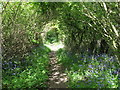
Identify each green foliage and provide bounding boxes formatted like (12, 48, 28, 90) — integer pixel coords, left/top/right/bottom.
(2, 2, 119, 61)
(2, 46, 51, 88)
(56, 2, 119, 61)
(2, 2, 120, 89)
(45, 28, 59, 44)
(2, 2, 44, 61)
(57, 49, 119, 88)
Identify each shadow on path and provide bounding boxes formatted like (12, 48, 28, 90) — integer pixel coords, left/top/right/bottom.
(48, 51, 68, 88)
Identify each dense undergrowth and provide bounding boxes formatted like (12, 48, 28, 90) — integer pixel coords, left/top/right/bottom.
(2, 46, 51, 89)
(57, 49, 119, 88)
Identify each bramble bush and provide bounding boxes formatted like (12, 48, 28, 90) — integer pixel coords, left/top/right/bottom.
(57, 49, 119, 88)
(2, 46, 51, 89)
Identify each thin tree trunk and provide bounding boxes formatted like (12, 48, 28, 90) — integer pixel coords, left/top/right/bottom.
(0, 5, 2, 90)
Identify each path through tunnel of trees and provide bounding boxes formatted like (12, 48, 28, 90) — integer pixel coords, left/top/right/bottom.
(1, 2, 120, 89)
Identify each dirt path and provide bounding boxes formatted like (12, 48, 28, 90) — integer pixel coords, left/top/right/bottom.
(47, 51, 68, 88)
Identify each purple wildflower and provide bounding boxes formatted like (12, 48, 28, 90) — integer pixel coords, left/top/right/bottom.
(88, 65, 93, 68)
(79, 65, 82, 67)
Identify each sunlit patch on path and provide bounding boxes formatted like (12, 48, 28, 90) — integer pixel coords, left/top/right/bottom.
(44, 42, 64, 51)
(47, 51, 68, 88)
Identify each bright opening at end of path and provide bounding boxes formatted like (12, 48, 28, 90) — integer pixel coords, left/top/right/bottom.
(44, 42, 64, 51)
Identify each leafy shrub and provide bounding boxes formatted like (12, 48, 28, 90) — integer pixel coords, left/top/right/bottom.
(2, 2, 43, 62)
(2, 46, 51, 88)
(57, 49, 119, 88)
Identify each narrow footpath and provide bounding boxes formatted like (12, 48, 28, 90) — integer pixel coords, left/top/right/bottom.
(48, 51, 68, 88)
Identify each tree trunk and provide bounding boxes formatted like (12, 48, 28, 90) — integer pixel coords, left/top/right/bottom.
(0, 9, 2, 90)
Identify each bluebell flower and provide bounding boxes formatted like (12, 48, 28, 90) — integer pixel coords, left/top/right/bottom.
(87, 80, 92, 82)
(113, 70, 119, 75)
(77, 85, 80, 87)
(98, 83, 101, 86)
(12, 73, 16, 75)
(103, 64, 106, 67)
(96, 68, 98, 70)
(109, 58, 114, 62)
(9, 62, 12, 64)
(97, 54, 100, 57)
(79, 65, 82, 67)
(96, 81, 100, 83)
(6, 62, 8, 65)
(99, 59, 103, 62)
(81, 58, 84, 60)
(87, 56, 91, 59)
(108, 81, 111, 84)
(77, 80, 81, 83)
(88, 65, 93, 68)
(112, 65, 115, 69)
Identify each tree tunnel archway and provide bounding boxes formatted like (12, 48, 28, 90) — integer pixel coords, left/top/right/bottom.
(40, 20, 65, 51)
(41, 20, 62, 44)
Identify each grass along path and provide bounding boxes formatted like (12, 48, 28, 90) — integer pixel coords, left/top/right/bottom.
(47, 51, 68, 88)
